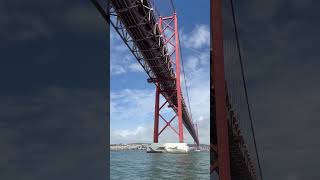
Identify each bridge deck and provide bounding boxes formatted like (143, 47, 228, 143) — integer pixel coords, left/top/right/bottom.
(211, 86, 257, 179)
(110, 0, 198, 144)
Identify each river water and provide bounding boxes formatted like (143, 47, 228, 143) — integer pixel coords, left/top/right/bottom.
(110, 150, 210, 180)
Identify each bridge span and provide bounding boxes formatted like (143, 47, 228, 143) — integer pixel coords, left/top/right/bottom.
(109, 0, 199, 145)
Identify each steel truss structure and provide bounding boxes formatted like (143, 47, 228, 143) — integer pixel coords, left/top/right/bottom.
(152, 13, 184, 142)
(211, 0, 257, 179)
(109, 0, 199, 144)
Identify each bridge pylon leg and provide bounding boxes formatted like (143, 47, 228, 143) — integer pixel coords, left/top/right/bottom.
(153, 84, 160, 143)
(211, 0, 232, 179)
(150, 12, 184, 143)
(173, 12, 184, 143)
(150, 83, 182, 142)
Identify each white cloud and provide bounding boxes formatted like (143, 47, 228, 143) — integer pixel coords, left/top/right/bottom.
(181, 52, 210, 128)
(110, 89, 154, 124)
(179, 25, 210, 144)
(181, 24, 210, 49)
(110, 25, 210, 75)
(111, 65, 126, 75)
(111, 24, 211, 145)
(110, 122, 209, 144)
(114, 126, 146, 138)
(110, 29, 145, 75)
(111, 124, 177, 144)
(128, 63, 144, 72)
(110, 86, 210, 144)
(185, 52, 210, 74)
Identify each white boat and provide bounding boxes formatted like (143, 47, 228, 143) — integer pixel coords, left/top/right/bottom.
(147, 143, 189, 153)
(146, 143, 166, 153)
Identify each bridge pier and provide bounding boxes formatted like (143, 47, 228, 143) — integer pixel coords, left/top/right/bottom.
(151, 12, 184, 144)
(152, 80, 183, 143)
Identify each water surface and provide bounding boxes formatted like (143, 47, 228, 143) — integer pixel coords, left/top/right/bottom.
(111, 150, 210, 180)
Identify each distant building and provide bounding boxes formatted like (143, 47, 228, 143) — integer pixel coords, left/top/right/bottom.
(110, 143, 209, 151)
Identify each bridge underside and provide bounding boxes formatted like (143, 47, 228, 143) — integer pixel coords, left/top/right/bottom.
(210, 0, 257, 178)
(110, 0, 198, 144)
(211, 90, 256, 179)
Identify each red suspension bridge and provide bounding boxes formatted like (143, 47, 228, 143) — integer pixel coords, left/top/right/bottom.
(108, 0, 199, 145)
(91, 0, 263, 179)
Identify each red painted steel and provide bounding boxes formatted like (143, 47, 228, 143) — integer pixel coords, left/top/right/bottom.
(174, 12, 184, 143)
(153, 84, 160, 143)
(196, 124, 199, 143)
(196, 124, 199, 148)
(212, 0, 232, 179)
(151, 12, 185, 143)
(153, 82, 181, 140)
(109, 0, 199, 145)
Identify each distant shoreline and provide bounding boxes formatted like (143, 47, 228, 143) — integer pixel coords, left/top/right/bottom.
(109, 143, 210, 151)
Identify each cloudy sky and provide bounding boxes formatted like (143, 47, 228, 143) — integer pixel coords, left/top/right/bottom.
(110, 0, 210, 145)
(0, 1, 109, 179)
(232, 0, 320, 179)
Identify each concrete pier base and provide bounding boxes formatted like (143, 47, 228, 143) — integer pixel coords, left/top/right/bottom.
(147, 143, 189, 153)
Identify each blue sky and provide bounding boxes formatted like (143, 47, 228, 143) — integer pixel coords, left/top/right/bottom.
(110, 0, 210, 144)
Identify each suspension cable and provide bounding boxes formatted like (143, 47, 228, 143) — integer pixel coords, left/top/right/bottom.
(170, 0, 175, 12)
(169, 0, 194, 123)
(179, 34, 193, 122)
(229, 0, 264, 179)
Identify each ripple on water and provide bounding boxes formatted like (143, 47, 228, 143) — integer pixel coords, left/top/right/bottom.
(110, 151, 210, 180)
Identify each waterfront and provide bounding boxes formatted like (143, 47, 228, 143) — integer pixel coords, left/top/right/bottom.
(110, 143, 210, 151)
(110, 150, 210, 180)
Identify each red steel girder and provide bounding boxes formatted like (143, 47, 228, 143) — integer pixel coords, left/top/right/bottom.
(211, 0, 232, 179)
